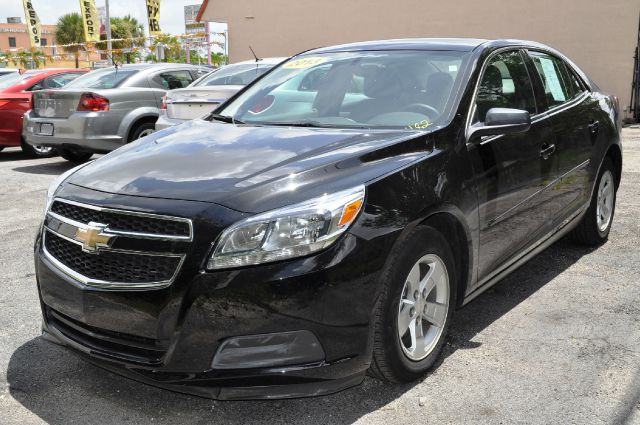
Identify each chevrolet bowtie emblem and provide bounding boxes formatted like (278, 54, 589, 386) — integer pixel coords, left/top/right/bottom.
(74, 222, 114, 253)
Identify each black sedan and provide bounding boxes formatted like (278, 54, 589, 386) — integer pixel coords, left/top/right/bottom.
(36, 38, 622, 399)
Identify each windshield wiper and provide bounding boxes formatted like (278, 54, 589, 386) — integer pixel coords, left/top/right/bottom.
(262, 120, 368, 129)
(209, 113, 244, 124)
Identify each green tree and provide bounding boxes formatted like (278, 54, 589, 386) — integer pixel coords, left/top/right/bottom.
(149, 33, 182, 63)
(11, 50, 49, 69)
(211, 52, 228, 67)
(54, 13, 84, 68)
(109, 15, 145, 63)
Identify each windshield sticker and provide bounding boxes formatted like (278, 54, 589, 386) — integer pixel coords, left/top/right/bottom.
(283, 57, 327, 69)
(406, 120, 433, 130)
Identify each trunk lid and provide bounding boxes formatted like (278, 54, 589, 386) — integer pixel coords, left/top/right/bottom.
(166, 85, 242, 120)
(33, 90, 84, 118)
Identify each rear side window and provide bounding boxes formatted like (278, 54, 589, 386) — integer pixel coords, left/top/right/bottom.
(43, 73, 84, 89)
(196, 64, 273, 87)
(152, 70, 194, 90)
(528, 51, 582, 109)
(64, 69, 139, 89)
(475, 50, 537, 123)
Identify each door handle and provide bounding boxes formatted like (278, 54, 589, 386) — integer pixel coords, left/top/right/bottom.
(540, 143, 556, 160)
(588, 119, 600, 135)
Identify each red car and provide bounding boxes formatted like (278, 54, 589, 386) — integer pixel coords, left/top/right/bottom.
(0, 68, 87, 157)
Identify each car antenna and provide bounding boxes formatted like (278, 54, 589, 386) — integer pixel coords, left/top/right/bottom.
(249, 45, 261, 63)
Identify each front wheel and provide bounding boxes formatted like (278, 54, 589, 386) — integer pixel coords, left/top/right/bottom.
(569, 157, 617, 245)
(21, 139, 56, 158)
(59, 148, 93, 163)
(369, 226, 456, 383)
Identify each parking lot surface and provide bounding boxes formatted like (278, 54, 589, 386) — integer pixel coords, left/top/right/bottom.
(1, 128, 639, 425)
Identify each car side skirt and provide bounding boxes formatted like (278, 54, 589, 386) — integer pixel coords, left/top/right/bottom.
(462, 204, 586, 306)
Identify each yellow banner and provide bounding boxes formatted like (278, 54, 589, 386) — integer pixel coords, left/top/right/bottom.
(146, 0, 161, 35)
(79, 0, 100, 42)
(21, 0, 41, 47)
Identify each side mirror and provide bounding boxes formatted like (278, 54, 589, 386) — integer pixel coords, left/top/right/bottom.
(467, 108, 531, 141)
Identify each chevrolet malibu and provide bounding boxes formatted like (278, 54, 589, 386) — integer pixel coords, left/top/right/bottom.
(36, 38, 621, 400)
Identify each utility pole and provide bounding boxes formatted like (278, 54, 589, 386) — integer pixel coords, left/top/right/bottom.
(105, 0, 113, 60)
(206, 21, 211, 66)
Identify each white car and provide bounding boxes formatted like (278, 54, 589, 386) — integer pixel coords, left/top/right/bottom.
(155, 57, 287, 130)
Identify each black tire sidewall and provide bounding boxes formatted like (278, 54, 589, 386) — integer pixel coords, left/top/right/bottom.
(59, 149, 92, 163)
(377, 226, 457, 381)
(21, 139, 54, 158)
(594, 159, 616, 239)
(130, 122, 156, 142)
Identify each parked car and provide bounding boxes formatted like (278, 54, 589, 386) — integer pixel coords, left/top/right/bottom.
(23, 63, 210, 162)
(0, 68, 87, 157)
(0, 68, 19, 78)
(36, 39, 621, 399)
(155, 58, 286, 130)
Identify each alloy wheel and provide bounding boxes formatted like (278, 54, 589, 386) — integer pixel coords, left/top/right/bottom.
(397, 254, 450, 361)
(596, 170, 614, 232)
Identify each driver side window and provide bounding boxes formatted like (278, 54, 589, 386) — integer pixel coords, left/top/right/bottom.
(475, 50, 536, 123)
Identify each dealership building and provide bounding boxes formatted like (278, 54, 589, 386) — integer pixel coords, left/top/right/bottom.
(197, 0, 640, 119)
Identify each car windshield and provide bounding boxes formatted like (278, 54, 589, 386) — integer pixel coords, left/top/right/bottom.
(195, 63, 275, 87)
(0, 71, 43, 89)
(64, 68, 139, 89)
(218, 50, 470, 129)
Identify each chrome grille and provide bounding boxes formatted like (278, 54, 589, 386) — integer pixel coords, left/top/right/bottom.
(43, 198, 191, 289)
(50, 199, 191, 238)
(45, 231, 181, 284)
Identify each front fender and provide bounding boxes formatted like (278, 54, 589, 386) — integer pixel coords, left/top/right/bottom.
(117, 107, 159, 141)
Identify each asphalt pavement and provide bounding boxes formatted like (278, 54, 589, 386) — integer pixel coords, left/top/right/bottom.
(1, 128, 639, 424)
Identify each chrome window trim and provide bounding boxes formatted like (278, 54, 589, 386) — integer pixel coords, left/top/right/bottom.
(42, 228, 185, 290)
(49, 198, 193, 241)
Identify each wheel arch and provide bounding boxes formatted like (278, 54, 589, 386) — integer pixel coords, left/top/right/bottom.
(419, 209, 473, 308)
(605, 143, 622, 189)
(116, 107, 159, 142)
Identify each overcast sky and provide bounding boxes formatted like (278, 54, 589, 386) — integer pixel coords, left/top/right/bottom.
(0, 0, 226, 35)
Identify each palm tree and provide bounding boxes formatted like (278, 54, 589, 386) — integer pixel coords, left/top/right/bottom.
(54, 13, 84, 68)
(110, 15, 145, 63)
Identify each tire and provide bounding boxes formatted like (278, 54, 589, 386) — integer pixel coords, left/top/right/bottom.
(129, 122, 156, 142)
(21, 139, 56, 158)
(59, 148, 93, 163)
(569, 157, 616, 246)
(369, 226, 457, 383)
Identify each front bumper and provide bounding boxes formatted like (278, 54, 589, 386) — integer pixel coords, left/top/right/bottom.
(23, 110, 124, 153)
(34, 189, 390, 399)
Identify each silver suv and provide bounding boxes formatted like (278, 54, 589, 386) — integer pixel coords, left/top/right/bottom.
(23, 63, 209, 162)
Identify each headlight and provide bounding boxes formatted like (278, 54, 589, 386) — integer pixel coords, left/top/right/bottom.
(208, 185, 365, 269)
(44, 162, 92, 215)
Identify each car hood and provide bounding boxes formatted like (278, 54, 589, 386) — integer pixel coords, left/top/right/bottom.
(67, 119, 434, 213)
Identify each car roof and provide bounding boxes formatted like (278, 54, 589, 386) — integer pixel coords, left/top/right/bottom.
(308, 38, 490, 53)
(232, 57, 288, 66)
(95, 63, 209, 72)
(304, 38, 569, 54)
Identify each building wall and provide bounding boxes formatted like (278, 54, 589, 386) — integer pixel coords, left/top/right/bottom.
(200, 0, 640, 115)
(0, 23, 58, 51)
(0, 23, 102, 68)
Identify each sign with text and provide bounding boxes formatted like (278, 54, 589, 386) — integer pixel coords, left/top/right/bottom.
(21, 0, 41, 47)
(146, 0, 161, 35)
(79, 0, 100, 42)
